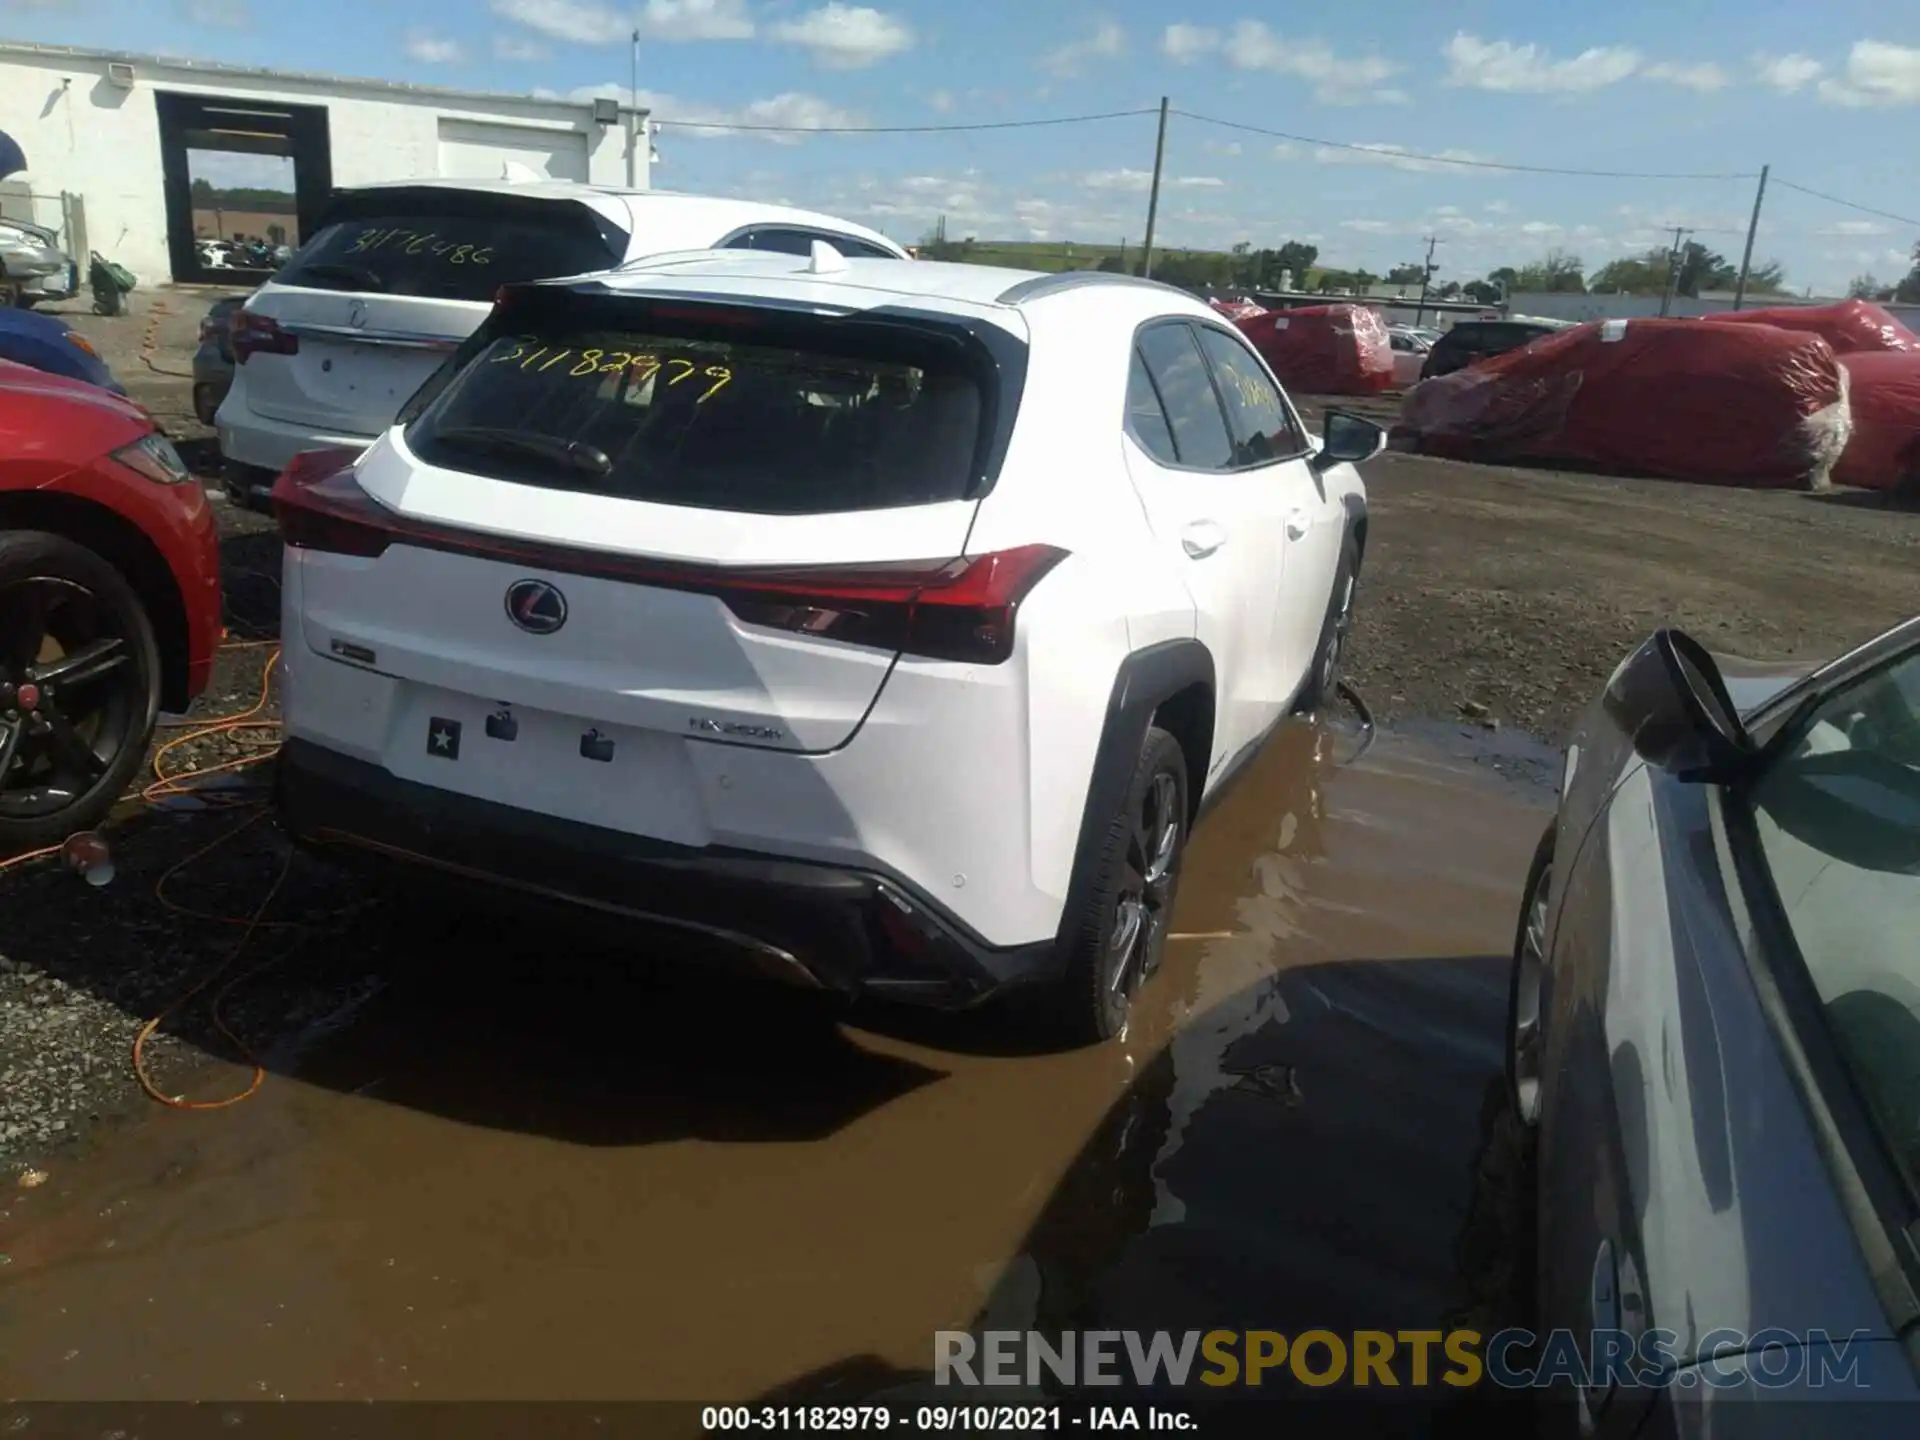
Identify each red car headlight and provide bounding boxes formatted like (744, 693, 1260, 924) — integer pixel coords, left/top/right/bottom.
(112, 432, 194, 485)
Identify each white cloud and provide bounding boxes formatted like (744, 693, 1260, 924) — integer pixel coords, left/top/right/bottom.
(1225, 23, 1407, 104)
(1340, 220, 1399, 234)
(491, 0, 754, 46)
(403, 29, 465, 65)
(1642, 61, 1730, 92)
(1161, 22, 1220, 64)
(183, 0, 250, 24)
(1818, 219, 1893, 237)
(1271, 142, 1301, 161)
(1175, 175, 1226, 188)
(1485, 200, 1512, 213)
(1818, 40, 1920, 107)
(1308, 141, 1507, 175)
(1442, 33, 1640, 93)
(1040, 21, 1125, 79)
(1519, 220, 1562, 235)
(571, 83, 862, 143)
(772, 5, 913, 70)
(927, 89, 955, 113)
(494, 33, 550, 60)
(1753, 53, 1823, 93)
(1080, 168, 1154, 192)
(1202, 138, 1243, 157)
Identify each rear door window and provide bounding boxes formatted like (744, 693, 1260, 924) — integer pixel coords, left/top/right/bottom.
(728, 227, 898, 259)
(405, 309, 989, 514)
(278, 211, 622, 302)
(1135, 322, 1233, 471)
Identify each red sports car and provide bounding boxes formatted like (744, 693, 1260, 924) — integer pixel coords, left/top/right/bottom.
(0, 359, 222, 851)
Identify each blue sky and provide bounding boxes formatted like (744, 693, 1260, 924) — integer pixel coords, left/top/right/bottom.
(6, 0, 1920, 293)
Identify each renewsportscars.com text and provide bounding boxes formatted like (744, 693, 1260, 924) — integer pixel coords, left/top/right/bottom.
(934, 1329, 1876, 1391)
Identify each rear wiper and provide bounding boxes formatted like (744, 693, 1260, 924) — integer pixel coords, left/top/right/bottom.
(296, 262, 388, 292)
(432, 427, 612, 477)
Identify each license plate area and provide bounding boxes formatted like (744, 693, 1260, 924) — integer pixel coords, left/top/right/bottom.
(387, 684, 712, 846)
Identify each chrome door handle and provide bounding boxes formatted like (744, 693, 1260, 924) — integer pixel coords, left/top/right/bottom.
(1181, 521, 1227, 559)
(1285, 509, 1310, 540)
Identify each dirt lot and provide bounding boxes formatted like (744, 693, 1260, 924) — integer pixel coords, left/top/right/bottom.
(5, 289, 1920, 1169)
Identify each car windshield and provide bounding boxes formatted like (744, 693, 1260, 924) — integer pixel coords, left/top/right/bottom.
(277, 211, 622, 302)
(405, 315, 989, 514)
(1750, 648, 1920, 1196)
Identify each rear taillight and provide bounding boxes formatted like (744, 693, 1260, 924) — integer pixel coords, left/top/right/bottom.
(273, 448, 390, 558)
(273, 460, 1066, 664)
(231, 310, 298, 363)
(716, 547, 1068, 664)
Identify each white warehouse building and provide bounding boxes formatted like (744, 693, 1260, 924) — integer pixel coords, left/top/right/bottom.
(0, 41, 649, 287)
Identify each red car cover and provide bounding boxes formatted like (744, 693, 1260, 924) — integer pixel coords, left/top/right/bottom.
(1834, 351, 1920, 491)
(1208, 297, 1269, 323)
(1705, 299, 1917, 354)
(1397, 317, 1850, 487)
(1232, 303, 1395, 396)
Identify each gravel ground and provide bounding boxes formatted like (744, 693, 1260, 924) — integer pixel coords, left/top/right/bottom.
(5, 294, 1920, 1171)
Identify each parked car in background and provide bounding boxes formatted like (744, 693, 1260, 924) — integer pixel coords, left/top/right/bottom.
(1510, 621, 1920, 1430)
(0, 360, 221, 852)
(193, 294, 246, 425)
(272, 254, 1383, 1044)
(215, 181, 911, 510)
(0, 306, 127, 395)
(1386, 326, 1431, 387)
(0, 216, 79, 308)
(1419, 317, 1569, 380)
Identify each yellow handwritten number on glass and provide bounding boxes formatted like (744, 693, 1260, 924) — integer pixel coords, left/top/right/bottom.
(664, 359, 696, 386)
(571, 349, 605, 377)
(697, 366, 733, 403)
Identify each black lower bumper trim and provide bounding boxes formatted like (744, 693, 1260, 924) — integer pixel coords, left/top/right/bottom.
(275, 739, 1061, 1008)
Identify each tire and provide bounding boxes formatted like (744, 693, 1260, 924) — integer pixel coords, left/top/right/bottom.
(1054, 724, 1190, 1045)
(1506, 824, 1556, 1127)
(0, 531, 163, 854)
(1293, 529, 1360, 715)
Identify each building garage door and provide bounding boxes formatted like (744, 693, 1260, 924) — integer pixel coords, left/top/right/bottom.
(437, 118, 589, 183)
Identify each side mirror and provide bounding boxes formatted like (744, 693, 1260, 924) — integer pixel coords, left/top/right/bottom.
(1311, 409, 1387, 473)
(1602, 629, 1757, 781)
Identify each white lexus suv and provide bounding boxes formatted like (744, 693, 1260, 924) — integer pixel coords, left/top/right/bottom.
(215, 180, 907, 508)
(272, 247, 1383, 1042)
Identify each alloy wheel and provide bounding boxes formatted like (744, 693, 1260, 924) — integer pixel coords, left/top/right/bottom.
(1105, 769, 1182, 1028)
(1510, 861, 1551, 1126)
(1317, 571, 1356, 700)
(0, 576, 142, 821)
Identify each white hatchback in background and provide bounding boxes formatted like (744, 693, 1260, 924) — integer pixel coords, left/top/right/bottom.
(272, 248, 1384, 1044)
(1387, 326, 1432, 387)
(214, 181, 908, 508)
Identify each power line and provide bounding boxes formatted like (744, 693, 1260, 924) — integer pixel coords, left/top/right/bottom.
(651, 106, 1157, 135)
(1171, 108, 1757, 181)
(1770, 177, 1920, 232)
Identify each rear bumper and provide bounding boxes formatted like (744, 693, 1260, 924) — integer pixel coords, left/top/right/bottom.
(215, 392, 374, 476)
(275, 739, 1062, 1008)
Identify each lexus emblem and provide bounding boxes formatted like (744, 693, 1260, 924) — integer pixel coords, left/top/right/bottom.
(504, 579, 568, 635)
(346, 299, 368, 328)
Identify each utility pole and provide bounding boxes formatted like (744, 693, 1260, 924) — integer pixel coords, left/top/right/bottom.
(627, 28, 641, 187)
(1139, 96, 1170, 280)
(1413, 234, 1440, 327)
(1659, 226, 1692, 317)
(1732, 165, 1770, 311)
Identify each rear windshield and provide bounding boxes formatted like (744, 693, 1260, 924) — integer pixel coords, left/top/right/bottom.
(404, 317, 988, 514)
(277, 213, 621, 302)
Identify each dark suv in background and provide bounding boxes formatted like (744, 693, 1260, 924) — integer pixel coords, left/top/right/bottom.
(1419, 318, 1571, 380)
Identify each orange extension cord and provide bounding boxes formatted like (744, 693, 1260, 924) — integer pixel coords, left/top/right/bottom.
(0, 638, 297, 1109)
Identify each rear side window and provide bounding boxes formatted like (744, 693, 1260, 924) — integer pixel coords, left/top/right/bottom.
(406, 315, 986, 514)
(278, 211, 621, 301)
(1135, 322, 1233, 471)
(1126, 350, 1178, 465)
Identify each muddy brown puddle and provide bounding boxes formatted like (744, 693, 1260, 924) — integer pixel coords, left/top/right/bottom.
(1, 718, 1549, 1411)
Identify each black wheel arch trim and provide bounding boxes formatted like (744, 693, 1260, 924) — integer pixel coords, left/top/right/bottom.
(1054, 638, 1215, 952)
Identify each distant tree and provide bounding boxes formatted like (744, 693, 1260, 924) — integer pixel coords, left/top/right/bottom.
(1849, 273, 1894, 301)
(1096, 254, 1127, 273)
(1459, 280, 1500, 305)
(1588, 251, 1669, 295)
(1273, 240, 1318, 281)
(1895, 242, 1920, 304)
(1385, 263, 1428, 285)
(1509, 249, 1586, 294)
(1488, 266, 1518, 293)
(1435, 280, 1462, 300)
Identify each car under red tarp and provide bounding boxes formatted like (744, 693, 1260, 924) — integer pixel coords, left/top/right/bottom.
(1228, 302, 1395, 396)
(1835, 350, 1920, 492)
(1703, 298, 1917, 355)
(1396, 316, 1852, 488)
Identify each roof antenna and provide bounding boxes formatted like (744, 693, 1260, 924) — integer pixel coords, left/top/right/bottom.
(807, 239, 849, 275)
